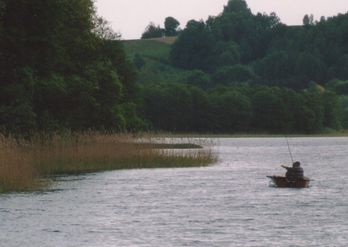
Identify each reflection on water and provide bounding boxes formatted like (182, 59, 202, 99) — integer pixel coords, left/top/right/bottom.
(1, 137, 348, 246)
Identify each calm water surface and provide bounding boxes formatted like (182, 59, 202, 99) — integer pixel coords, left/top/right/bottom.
(1, 137, 348, 246)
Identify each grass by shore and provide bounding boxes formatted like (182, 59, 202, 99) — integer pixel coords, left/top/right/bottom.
(0, 133, 216, 193)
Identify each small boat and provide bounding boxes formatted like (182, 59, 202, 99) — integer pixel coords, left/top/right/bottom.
(267, 175, 310, 188)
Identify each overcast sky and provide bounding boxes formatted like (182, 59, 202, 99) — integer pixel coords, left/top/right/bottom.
(94, 0, 348, 40)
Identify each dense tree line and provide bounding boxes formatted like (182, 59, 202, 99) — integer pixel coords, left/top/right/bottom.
(171, 0, 348, 90)
(141, 17, 180, 39)
(0, 0, 346, 136)
(0, 0, 145, 135)
(138, 83, 341, 133)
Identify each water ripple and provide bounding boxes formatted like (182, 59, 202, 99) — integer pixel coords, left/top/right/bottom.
(0, 137, 348, 246)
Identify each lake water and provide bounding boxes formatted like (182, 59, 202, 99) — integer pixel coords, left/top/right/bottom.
(1, 137, 348, 246)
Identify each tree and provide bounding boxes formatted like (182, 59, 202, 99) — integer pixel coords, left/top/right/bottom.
(213, 64, 255, 84)
(327, 80, 348, 95)
(141, 22, 164, 39)
(210, 89, 252, 132)
(300, 89, 325, 133)
(215, 41, 240, 66)
(322, 91, 342, 130)
(223, 0, 251, 15)
(251, 88, 287, 132)
(0, 68, 37, 135)
(190, 87, 212, 131)
(0, 0, 4, 31)
(94, 17, 120, 40)
(164, 17, 180, 36)
(294, 52, 326, 85)
(171, 20, 215, 71)
(340, 96, 348, 129)
(0, 0, 139, 134)
(139, 83, 193, 131)
(254, 51, 289, 81)
(303, 14, 314, 26)
(186, 70, 211, 89)
(0, 0, 97, 77)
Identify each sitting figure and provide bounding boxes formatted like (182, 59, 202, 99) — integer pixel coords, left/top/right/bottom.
(282, 161, 304, 182)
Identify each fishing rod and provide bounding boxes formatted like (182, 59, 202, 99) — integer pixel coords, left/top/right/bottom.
(285, 136, 294, 164)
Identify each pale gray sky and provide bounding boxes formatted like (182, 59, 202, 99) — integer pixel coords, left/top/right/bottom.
(94, 0, 348, 39)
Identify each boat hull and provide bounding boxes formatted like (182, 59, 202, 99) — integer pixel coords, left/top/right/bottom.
(267, 176, 310, 188)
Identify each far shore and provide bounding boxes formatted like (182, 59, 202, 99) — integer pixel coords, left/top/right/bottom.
(152, 130, 348, 138)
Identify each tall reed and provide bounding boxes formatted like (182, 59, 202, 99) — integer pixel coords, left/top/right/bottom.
(0, 133, 216, 192)
(0, 135, 37, 192)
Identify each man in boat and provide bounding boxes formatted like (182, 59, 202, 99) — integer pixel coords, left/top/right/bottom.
(281, 161, 304, 182)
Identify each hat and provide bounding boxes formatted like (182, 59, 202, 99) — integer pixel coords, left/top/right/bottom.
(293, 161, 301, 168)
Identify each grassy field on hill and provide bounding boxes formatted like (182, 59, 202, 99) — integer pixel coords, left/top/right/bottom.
(122, 38, 189, 84)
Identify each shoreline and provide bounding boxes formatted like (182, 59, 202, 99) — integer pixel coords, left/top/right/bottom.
(150, 131, 348, 138)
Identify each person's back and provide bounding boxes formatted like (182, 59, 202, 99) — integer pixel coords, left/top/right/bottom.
(292, 161, 304, 179)
(282, 161, 304, 181)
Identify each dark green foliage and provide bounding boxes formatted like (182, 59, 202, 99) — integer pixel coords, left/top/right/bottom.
(120, 103, 149, 132)
(171, 0, 281, 71)
(223, 0, 251, 14)
(0, 102, 36, 135)
(251, 88, 287, 131)
(99, 40, 137, 102)
(0, 0, 98, 77)
(171, 20, 216, 71)
(321, 91, 342, 130)
(190, 87, 212, 132)
(138, 83, 341, 133)
(254, 51, 327, 89)
(132, 0, 346, 134)
(141, 23, 164, 39)
(164, 17, 180, 37)
(210, 89, 252, 131)
(141, 16, 180, 39)
(0, 0, 140, 135)
(301, 89, 325, 133)
(0, 67, 37, 135)
(213, 64, 255, 84)
(2, 0, 346, 135)
(254, 51, 296, 87)
(328, 80, 348, 95)
(127, 18, 344, 134)
(186, 70, 212, 89)
(303, 14, 314, 26)
(343, 110, 348, 129)
(215, 41, 241, 66)
(138, 83, 193, 131)
(170, 0, 348, 90)
(328, 55, 348, 80)
(340, 96, 348, 129)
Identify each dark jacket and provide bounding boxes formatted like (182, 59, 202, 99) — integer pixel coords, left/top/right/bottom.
(282, 163, 304, 181)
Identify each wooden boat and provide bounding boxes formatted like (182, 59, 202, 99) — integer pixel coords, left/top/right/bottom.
(267, 175, 310, 188)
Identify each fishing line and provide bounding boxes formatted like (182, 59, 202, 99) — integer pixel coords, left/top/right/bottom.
(286, 136, 294, 164)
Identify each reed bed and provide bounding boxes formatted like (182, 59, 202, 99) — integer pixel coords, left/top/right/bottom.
(0, 133, 216, 192)
(0, 136, 37, 192)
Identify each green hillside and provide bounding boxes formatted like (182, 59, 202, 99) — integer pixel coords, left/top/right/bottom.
(122, 38, 190, 84)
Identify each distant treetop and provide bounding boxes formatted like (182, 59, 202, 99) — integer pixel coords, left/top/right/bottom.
(223, 0, 251, 15)
(141, 22, 164, 39)
(164, 17, 180, 37)
(141, 16, 180, 39)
